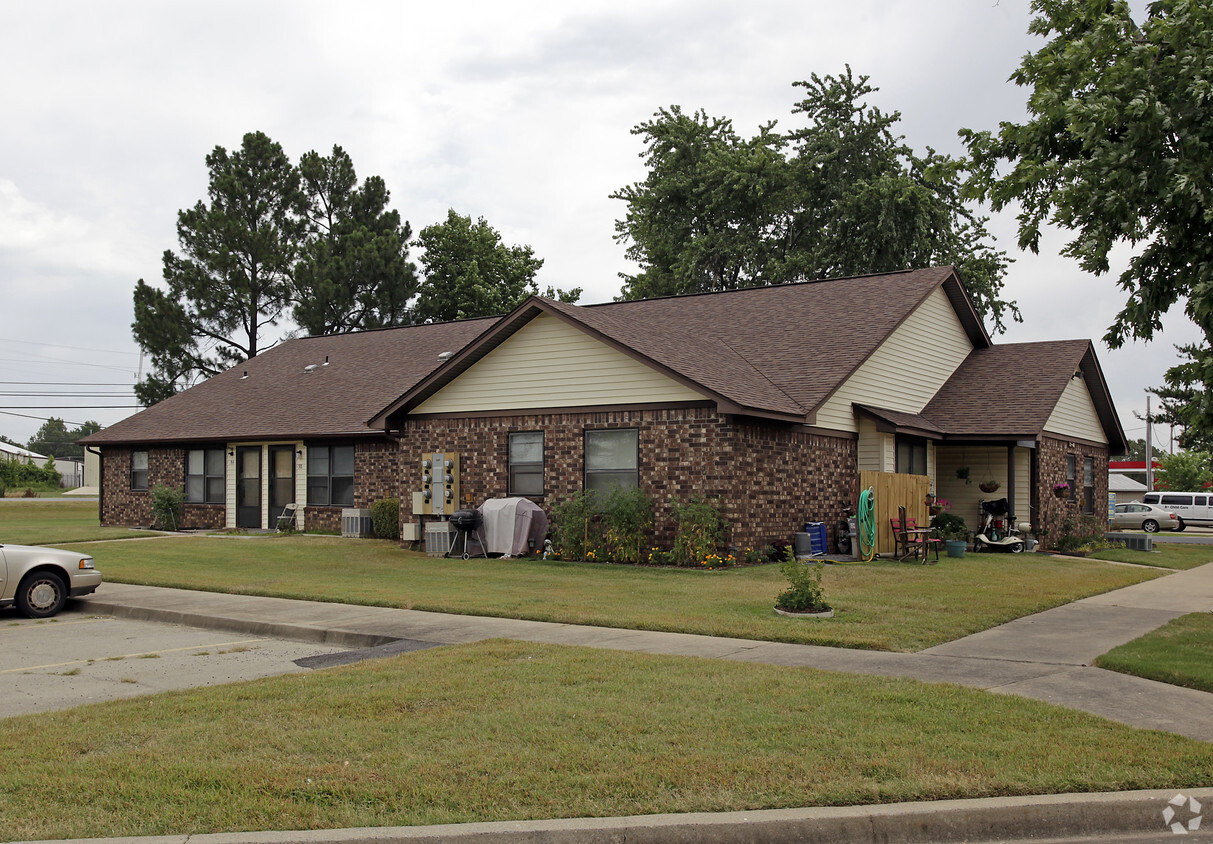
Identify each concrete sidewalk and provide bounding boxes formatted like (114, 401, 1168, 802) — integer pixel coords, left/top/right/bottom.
(81, 562, 1213, 741)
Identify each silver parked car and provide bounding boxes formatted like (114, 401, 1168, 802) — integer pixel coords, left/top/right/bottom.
(0, 544, 102, 618)
(1111, 502, 1185, 533)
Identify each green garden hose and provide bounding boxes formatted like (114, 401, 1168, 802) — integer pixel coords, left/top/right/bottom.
(857, 486, 877, 562)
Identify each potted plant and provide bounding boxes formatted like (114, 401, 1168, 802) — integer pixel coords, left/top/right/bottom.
(956, 466, 971, 484)
(932, 512, 968, 557)
(928, 497, 950, 516)
(774, 547, 832, 618)
(1052, 481, 1070, 499)
(979, 479, 1001, 493)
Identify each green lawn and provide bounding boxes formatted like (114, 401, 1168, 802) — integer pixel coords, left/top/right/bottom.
(75, 534, 1163, 652)
(1095, 612, 1213, 693)
(0, 500, 152, 544)
(2, 640, 1210, 841)
(1088, 541, 1213, 570)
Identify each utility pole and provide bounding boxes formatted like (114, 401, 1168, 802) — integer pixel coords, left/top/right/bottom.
(1145, 393, 1153, 492)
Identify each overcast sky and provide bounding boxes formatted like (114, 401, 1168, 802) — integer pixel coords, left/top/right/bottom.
(0, 0, 1198, 450)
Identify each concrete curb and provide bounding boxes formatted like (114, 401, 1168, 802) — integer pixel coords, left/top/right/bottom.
(14, 789, 1212, 844)
(83, 597, 397, 650)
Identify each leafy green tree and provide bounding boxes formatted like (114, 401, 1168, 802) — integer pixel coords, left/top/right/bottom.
(133, 131, 305, 405)
(961, 1, 1213, 356)
(413, 210, 579, 322)
(1156, 450, 1213, 492)
(613, 69, 1016, 330)
(27, 418, 100, 459)
(1152, 344, 1213, 451)
(292, 146, 419, 335)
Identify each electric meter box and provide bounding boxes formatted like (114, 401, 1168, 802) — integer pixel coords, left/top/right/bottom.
(420, 451, 460, 516)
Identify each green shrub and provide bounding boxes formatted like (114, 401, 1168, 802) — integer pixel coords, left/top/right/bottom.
(0, 458, 60, 488)
(601, 487, 654, 564)
(775, 546, 830, 613)
(1053, 514, 1119, 553)
(371, 498, 401, 540)
(932, 512, 968, 541)
(551, 490, 601, 561)
(670, 496, 727, 567)
(150, 484, 184, 531)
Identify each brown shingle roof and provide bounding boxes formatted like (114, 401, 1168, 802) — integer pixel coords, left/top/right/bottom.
(82, 318, 494, 445)
(921, 340, 1127, 452)
(380, 267, 987, 424)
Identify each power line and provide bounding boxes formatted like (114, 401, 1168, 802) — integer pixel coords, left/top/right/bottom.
(0, 405, 142, 409)
(0, 410, 103, 426)
(0, 338, 139, 357)
(0, 381, 134, 386)
(0, 356, 135, 373)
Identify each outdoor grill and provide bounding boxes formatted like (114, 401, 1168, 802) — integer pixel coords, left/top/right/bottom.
(447, 509, 486, 559)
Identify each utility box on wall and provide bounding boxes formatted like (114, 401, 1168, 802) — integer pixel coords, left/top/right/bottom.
(419, 452, 460, 516)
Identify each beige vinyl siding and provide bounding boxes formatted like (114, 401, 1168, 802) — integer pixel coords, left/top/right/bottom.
(857, 418, 894, 472)
(936, 445, 1009, 530)
(1014, 447, 1032, 530)
(1043, 378, 1108, 444)
(815, 287, 973, 432)
(225, 448, 237, 528)
(413, 313, 707, 414)
(223, 441, 304, 530)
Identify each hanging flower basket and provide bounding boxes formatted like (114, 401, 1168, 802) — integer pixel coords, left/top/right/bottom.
(979, 480, 1001, 493)
(1052, 482, 1070, 499)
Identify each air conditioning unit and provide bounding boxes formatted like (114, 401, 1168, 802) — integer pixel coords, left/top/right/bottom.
(1107, 532, 1152, 552)
(424, 520, 453, 557)
(341, 508, 373, 538)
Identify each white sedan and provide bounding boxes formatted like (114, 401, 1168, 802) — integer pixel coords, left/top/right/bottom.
(0, 543, 102, 618)
(1110, 502, 1185, 533)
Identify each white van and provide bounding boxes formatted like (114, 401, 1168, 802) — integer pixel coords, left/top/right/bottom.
(1140, 491, 1213, 527)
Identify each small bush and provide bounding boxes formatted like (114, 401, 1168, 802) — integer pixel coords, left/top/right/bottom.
(670, 496, 727, 567)
(1053, 515, 1119, 553)
(551, 490, 601, 561)
(371, 498, 401, 540)
(150, 484, 184, 531)
(775, 546, 830, 613)
(765, 539, 791, 562)
(932, 512, 968, 542)
(601, 487, 654, 564)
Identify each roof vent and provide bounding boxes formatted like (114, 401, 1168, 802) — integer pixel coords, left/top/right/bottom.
(323, 356, 330, 366)
(240, 371, 248, 380)
(304, 364, 320, 374)
(437, 351, 454, 362)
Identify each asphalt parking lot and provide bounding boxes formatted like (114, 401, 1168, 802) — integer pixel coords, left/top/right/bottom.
(1, 605, 347, 718)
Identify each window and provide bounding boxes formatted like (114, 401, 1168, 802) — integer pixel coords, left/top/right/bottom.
(307, 444, 354, 507)
(1083, 456, 1095, 515)
(585, 428, 638, 495)
(130, 450, 148, 491)
(895, 437, 927, 476)
(186, 448, 225, 504)
(1066, 454, 1076, 501)
(509, 432, 544, 496)
(1161, 494, 1193, 507)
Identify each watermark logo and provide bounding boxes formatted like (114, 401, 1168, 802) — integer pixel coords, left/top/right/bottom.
(1163, 793, 1203, 835)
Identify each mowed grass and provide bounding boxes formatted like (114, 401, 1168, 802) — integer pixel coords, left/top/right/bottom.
(1086, 541, 1213, 570)
(3, 640, 1210, 841)
(0, 500, 151, 544)
(1095, 612, 1213, 693)
(77, 534, 1163, 652)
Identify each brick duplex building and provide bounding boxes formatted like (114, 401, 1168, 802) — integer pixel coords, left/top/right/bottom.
(82, 267, 1126, 550)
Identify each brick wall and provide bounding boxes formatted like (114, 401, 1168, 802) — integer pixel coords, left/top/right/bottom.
(1035, 435, 1110, 538)
(305, 439, 400, 533)
(401, 408, 857, 550)
(99, 446, 186, 527)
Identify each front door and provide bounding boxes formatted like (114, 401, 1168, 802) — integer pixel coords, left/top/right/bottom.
(236, 447, 261, 529)
(269, 445, 295, 525)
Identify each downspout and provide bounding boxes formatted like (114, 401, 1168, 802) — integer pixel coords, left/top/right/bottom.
(87, 446, 103, 521)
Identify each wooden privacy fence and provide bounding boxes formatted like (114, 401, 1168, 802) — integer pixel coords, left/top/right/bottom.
(859, 470, 930, 556)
